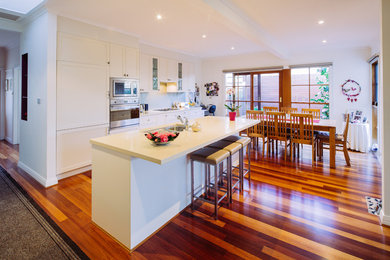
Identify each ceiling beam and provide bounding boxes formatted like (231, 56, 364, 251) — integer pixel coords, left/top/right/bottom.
(202, 0, 288, 58)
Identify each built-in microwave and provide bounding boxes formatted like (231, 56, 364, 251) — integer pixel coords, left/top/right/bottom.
(111, 78, 139, 98)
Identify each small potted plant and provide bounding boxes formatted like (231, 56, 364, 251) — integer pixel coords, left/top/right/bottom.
(225, 88, 240, 121)
(224, 104, 240, 121)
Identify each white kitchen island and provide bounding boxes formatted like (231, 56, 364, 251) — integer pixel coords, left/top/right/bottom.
(90, 116, 258, 250)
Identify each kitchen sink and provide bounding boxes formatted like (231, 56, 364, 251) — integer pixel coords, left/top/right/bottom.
(164, 124, 186, 132)
(147, 124, 186, 133)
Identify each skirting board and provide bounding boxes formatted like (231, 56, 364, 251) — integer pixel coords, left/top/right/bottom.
(379, 209, 390, 226)
(57, 164, 91, 180)
(17, 161, 58, 187)
(5, 136, 14, 144)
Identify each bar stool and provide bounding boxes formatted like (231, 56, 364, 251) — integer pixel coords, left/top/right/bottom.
(207, 140, 242, 203)
(190, 147, 231, 219)
(222, 135, 251, 191)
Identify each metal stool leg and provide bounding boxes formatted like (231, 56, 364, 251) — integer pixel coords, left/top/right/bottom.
(191, 159, 194, 210)
(228, 156, 233, 204)
(204, 163, 208, 198)
(239, 147, 244, 191)
(247, 143, 251, 183)
(214, 165, 218, 220)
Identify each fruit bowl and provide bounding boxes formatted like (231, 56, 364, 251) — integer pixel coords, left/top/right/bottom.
(145, 131, 179, 145)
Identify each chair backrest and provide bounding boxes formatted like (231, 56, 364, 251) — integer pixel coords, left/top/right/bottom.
(246, 110, 265, 137)
(266, 112, 288, 139)
(263, 106, 278, 113)
(281, 107, 298, 114)
(290, 113, 314, 143)
(343, 114, 350, 141)
(301, 108, 321, 120)
(209, 105, 216, 114)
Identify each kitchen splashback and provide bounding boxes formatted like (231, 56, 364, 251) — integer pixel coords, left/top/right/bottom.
(140, 92, 187, 109)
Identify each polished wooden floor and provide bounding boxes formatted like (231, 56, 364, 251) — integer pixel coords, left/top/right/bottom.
(1, 140, 389, 259)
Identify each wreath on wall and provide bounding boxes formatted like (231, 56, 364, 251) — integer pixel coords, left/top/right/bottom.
(341, 79, 361, 102)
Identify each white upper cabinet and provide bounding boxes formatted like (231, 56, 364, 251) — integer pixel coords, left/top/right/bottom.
(109, 43, 139, 79)
(109, 44, 124, 77)
(125, 47, 139, 78)
(139, 53, 152, 92)
(183, 62, 196, 92)
(57, 61, 109, 130)
(57, 32, 109, 66)
(159, 57, 178, 82)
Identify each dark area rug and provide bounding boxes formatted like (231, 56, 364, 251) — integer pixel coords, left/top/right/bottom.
(0, 166, 89, 259)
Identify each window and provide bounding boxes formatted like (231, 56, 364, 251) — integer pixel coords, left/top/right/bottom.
(291, 66, 330, 119)
(225, 71, 281, 116)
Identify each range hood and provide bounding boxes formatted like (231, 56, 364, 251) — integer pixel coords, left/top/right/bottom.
(159, 82, 178, 92)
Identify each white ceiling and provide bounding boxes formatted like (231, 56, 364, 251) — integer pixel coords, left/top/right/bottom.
(0, 28, 19, 48)
(0, 0, 45, 14)
(45, 0, 380, 58)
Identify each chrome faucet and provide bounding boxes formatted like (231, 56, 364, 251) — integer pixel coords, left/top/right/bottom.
(177, 115, 189, 130)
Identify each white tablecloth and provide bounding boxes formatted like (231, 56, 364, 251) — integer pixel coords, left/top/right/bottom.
(343, 122, 371, 153)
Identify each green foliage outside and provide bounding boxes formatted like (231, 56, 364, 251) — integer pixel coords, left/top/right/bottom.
(311, 67, 330, 119)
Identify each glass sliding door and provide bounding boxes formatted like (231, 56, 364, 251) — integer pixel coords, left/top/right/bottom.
(253, 72, 281, 110)
(233, 73, 251, 117)
(225, 71, 282, 117)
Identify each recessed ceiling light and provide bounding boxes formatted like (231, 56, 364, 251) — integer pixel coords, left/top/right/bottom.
(318, 20, 325, 25)
(231, 46, 235, 50)
(202, 34, 207, 39)
(322, 40, 327, 43)
(156, 14, 162, 20)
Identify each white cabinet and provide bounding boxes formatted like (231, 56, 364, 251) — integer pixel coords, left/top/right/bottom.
(57, 32, 109, 66)
(57, 61, 109, 130)
(183, 62, 196, 92)
(158, 57, 178, 82)
(57, 125, 108, 175)
(140, 114, 164, 129)
(109, 43, 139, 78)
(139, 54, 152, 92)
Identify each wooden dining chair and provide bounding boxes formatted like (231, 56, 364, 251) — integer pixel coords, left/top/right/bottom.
(266, 112, 289, 160)
(263, 106, 278, 113)
(246, 110, 266, 155)
(290, 113, 316, 165)
(281, 107, 298, 115)
(318, 114, 351, 166)
(301, 108, 321, 120)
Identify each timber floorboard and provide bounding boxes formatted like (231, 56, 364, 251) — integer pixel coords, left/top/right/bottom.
(0, 140, 389, 259)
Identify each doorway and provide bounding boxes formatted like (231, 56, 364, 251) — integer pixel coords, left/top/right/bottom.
(0, 29, 20, 145)
(370, 57, 379, 151)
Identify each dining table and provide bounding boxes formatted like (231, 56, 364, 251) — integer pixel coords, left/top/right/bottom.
(245, 116, 338, 168)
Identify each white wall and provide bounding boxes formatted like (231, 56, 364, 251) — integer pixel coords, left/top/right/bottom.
(6, 45, 20, 69)
(18, 9, 58, 187)
(201, 47, 372, 132)
(380, 0, 390, 226)
(0, 48, 5, 140)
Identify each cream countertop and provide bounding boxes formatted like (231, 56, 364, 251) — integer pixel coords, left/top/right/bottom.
(90, 116, 258, 165)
